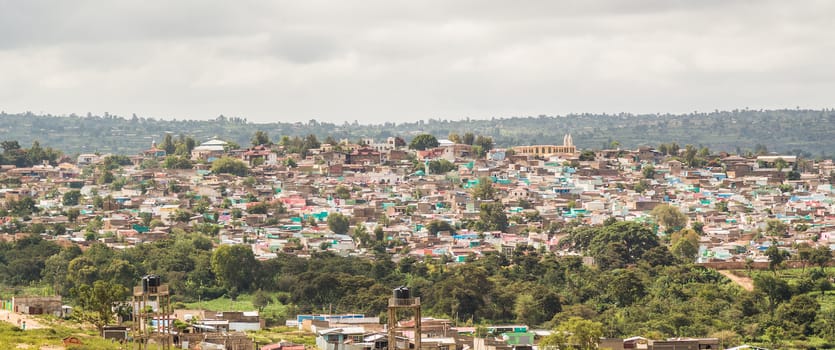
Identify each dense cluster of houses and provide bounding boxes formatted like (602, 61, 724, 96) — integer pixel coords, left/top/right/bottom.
(1, 134, 832, 349)
(5, 135, 830, 264)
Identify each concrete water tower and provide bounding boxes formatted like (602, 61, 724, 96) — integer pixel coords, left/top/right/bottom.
(388, 287, 421, 350)
(133, 274, 173, 350)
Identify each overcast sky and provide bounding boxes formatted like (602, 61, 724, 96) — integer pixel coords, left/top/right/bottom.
(1, 1, 834, 124)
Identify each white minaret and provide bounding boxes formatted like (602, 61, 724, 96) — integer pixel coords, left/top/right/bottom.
(564, 134, 573, 147)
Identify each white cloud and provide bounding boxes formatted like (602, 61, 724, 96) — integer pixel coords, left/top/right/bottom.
(1, 0, 835, 123)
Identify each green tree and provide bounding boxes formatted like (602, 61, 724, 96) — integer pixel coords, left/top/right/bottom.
(140, 158, 161, 169)
(773, 157, 788, 171)
(578, 150, 595, 161)
(810, 246, 831, 270)
(428, 159, 456, 174)
(424, 264, 491, 321)
(161, 133, 176, 155)
(252, 289, 271, 312)
(211, 157, 249, 176)
(670, 228, 700, 262)
(478, 202, 508, 232)
(606, 269, 646, 307)
(650, 204, 687, 232)
(62, 190, 82, 206)
(303, 134, 321, 152)
(408, 134, 439, 150)
(0, 234, 61, 285)
(640, 245, 676, 266)
(691, 221, 704, 234)
(471, 177, 496, 200)
(448, 133, 461, 144)
(97, 170, 115, 185)
(374, 225, 385, 241)
(352, 225, 373, 247)
(72, 280, 128, 335)
(671, 239, 698, 262)
(139, 212, 153, 227)
(813, 309, 835, 341)
(462, 132, 475, 145)
(1, 140, 21, 153)
(766, 243, 787, 271)
(514, 293, 544, 327)
(173, 209, 192, 223)
(668, 143, 680, 156)
(754, 272, 790, 314)
(765, 219, 788, 237)
(42, 246, 81, 296)
(642, 165, 656, 179)
(163, 155, 193, 169)
(251, 130, 271, 146)
(588, 221, 659, 269)
(248, 202, 269, 215)
(210, 245, 257, 292)
(327, 213, 350, 235)
(335, 185, 351, 200)
(426, 220, 455, 235)
(66, 208, 80, 223)
(554, 317, 603, 350)
(776, 294, 819, 336)
(683, 144, 698, 166)
(633, 180, 648, 193)
(474, 135, 494, 155)
(175, 134, 197, 156)
(763, 325, 785, 349)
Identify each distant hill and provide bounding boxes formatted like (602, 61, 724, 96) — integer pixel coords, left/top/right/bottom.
(2, 109, 834, 157)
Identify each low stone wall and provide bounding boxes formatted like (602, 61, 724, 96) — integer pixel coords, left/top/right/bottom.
(698, 260, 824, 270)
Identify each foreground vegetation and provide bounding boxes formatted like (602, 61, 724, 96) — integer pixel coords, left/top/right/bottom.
(0, 318, 123, 349)
(2, 217, 835, 348)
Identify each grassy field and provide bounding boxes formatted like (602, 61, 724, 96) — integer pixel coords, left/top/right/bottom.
(742, 267, 835, 312)
(249, 326, 317, 347)
(182, 292, 288, 325)
(183, 293, 285, 313)
(182, 295, 316, 346)
(0, 284, 55, 300)
(0, 318, 126, 349)
(0, 295, 307, 349)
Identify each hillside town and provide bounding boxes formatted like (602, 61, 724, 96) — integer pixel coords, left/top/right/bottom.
(0, 133, 831, 349)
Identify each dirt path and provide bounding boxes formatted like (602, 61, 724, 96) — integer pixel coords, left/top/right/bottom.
(0, 309, 46, 329)
(718, 270, 754, 291)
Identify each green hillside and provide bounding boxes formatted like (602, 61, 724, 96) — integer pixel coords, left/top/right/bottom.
(1, 109, 833, 157)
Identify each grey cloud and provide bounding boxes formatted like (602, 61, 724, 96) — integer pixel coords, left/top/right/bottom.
(1, 0, 835, 123)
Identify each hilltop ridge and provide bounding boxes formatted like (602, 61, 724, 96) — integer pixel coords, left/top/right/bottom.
(2, 109, 834, 156)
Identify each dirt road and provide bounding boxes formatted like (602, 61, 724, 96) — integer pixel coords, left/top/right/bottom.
(0, 309, 45, 329)
(718, 270, 754, 291)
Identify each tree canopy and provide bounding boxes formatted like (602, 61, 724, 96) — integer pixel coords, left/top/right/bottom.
(408, 134, 439, 150)
(72, 280, 128, 335)
(210, 157, 249, 176)
(651, 204, 688, 232)
(252, 130, 271, 146)
(327, 213, 350, 235)
(211, 244, 257, 292)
